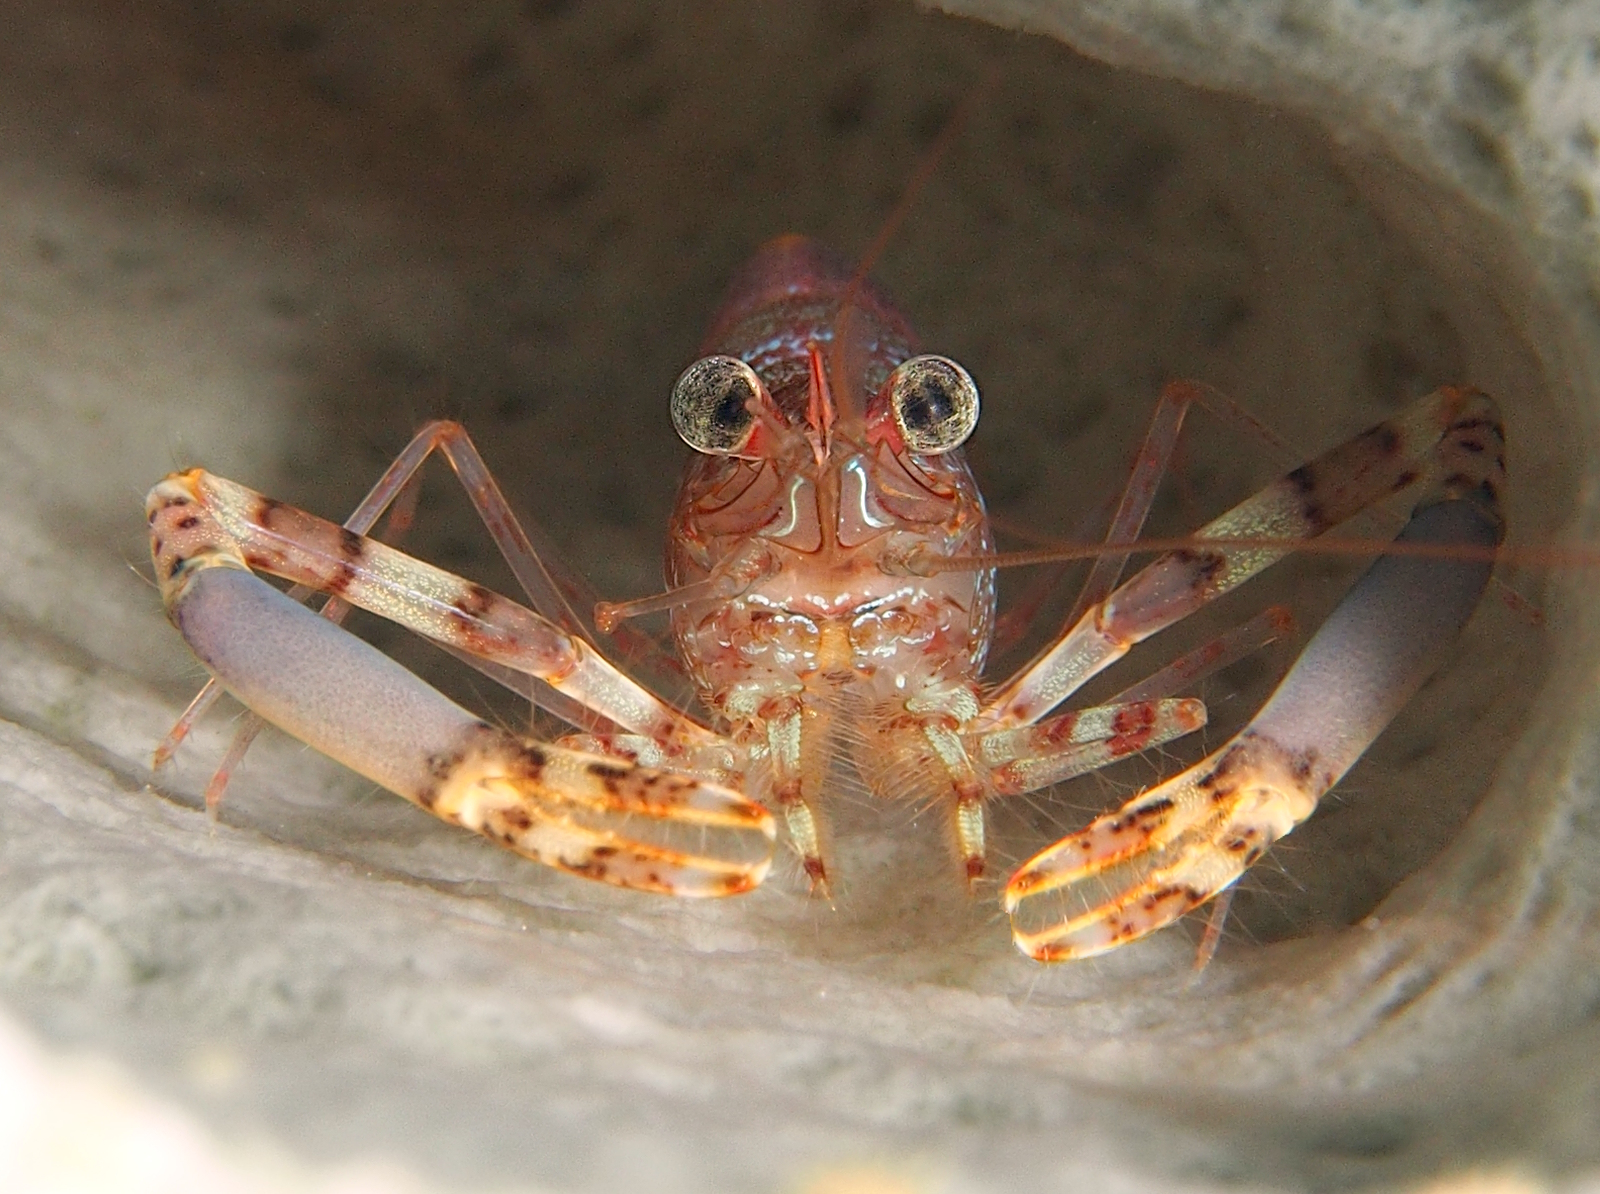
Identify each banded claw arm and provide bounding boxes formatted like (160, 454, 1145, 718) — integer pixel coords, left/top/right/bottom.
(1002, 388, 1506, 960)
(147, 473, 773, 897)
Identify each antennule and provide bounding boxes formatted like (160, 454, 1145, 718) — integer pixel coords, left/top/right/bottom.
(595, 547, 780, 633)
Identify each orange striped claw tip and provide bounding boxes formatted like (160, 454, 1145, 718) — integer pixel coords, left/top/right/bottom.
(1002, 762, 1292, 960)
(424, 742, 776, 899)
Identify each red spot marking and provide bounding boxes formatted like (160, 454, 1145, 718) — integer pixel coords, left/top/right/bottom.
(1105, 803, 1163, 834)
(758, 695, 802, 721)
(992, 763, 1025, 796)
(326, 560, 357, 595)
(453, 583, 496, 619)
(254, 496, 286, 528)
(1038, 711, 1081, 746)
(802, 856, 829, 892)
(1141, 885, 1184, 913)
(1107, 702, 1157, 756)
(1289, 750, 1316, 784)
(515, 744, 547, 781)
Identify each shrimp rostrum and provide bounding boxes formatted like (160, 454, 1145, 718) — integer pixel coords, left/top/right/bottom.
(147, 236, 1506, 961)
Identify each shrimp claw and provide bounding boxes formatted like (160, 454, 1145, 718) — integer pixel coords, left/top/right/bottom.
(1005, 471, 1504, 960)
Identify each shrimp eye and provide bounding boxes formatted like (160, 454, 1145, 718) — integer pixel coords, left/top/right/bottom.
(885, 355, 980, 454)
(670, 355, 765, 455)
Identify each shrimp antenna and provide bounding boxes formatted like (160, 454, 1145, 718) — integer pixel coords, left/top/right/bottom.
(839, 60, 1002, 313)
(898, 534, 1600, 575)
(827, 61, 1000, 422)
(594, 549, 783, 633)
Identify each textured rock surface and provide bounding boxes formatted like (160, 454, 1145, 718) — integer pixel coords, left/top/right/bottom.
(0, 0, 1597, 1190)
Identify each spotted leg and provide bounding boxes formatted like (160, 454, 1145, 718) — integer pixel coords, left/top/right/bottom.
(147, 472, 772, 896)
(981, 387, 1501, 729)
(992, 386, 1505, 959)
(155, 421, 684, 809)
(926, 383, 1263, 885)
(895, 383, 1202, 885)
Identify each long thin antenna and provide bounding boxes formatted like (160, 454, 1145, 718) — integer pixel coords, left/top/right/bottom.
(840, 61, 1002, 314)
(898, 534, 1600, 575)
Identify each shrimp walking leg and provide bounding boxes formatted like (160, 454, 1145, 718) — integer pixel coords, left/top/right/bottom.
(913, 382, 1201, 880)
(1063, 379, 1200, 627)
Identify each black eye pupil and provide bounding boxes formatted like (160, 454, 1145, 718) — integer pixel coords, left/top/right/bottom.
(901, 378, 954, 431)
(671, 355, 766, 454)
(712, 384, 750, 429)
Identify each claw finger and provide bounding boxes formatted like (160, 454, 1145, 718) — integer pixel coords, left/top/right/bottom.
(1002, 769, 1225, 905)
(1007, 823, 1249, 961)
(433, 737, 775, 898)
(1003, 739, 1306, 959)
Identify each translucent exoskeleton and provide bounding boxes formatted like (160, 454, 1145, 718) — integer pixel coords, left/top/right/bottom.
(147, 235, 1505, 961)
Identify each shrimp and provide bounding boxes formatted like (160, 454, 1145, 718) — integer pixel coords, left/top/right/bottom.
(146, 234, 1504, 961)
